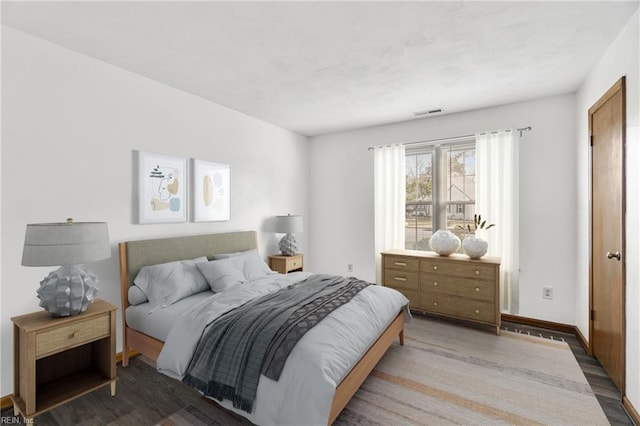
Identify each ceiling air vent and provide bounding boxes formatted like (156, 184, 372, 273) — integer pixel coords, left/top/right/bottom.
(413, 108, 443, 117)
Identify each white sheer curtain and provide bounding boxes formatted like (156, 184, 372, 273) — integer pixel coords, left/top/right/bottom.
(475, 130, 519, 313)
(374, 144, 406, 284)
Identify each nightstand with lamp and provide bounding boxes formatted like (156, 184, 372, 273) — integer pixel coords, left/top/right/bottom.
(11, 218, 117, 420)
(270, 214, 304, 274)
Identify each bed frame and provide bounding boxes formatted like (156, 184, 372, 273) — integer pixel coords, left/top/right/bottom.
(118, 231, 404, 425)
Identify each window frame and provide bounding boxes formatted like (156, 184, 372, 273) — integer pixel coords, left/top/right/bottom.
(405, 139, 476, 251)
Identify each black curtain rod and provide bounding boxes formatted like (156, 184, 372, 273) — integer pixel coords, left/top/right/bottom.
(367, 126, 532, 151)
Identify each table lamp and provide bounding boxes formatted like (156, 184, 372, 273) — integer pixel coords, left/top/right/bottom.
(21, 218, 111, 317)
(275, 214, 303, 256)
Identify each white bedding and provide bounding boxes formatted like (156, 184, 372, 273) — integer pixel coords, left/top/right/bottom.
(157, 272, 409, 425)
(125, 290, 214, 341)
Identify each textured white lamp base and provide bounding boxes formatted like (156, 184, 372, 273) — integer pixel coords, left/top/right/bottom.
(36, 265, 98, 317)
(279, 233, 298, 256)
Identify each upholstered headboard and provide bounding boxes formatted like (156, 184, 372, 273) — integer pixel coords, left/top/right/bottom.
(118, 231, 259, 310)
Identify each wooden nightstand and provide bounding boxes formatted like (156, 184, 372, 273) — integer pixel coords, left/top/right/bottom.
(11, 299, 117, 419)
(269, 254, 304, 274)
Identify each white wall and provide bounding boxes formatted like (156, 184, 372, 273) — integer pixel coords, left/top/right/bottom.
(575, 10, 639, 411)
(309, 94, 577, 324)
(0, 27, 309, 396)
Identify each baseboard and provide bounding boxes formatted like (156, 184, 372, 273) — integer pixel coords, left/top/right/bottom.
(573, 325, 589, 352)
(0, 395, 12, 410)
(116, 349, 139, 364)
(501, 313, 576, 334)
(0, 349, 139, 411)
(623, 396, 640, 425)
(501, 313, 588, 351)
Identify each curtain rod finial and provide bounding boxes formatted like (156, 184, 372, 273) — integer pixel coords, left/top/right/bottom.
(518, 126, 532, 137)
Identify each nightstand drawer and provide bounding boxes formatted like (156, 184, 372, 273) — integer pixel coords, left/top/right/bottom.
(383, 270, 419, 290)
(384, 256, 419, 271)
(287, 256, 303, 271)
(421, 274, 495, 301)
(36, 314, 110, 358)
(420, 259, 496, 280)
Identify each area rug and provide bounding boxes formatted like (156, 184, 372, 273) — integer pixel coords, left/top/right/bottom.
(158, 315, 608, 426)
(333, 317, 609, 425)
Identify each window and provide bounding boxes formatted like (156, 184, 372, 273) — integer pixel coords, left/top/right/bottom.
(405, 141, 475, 251)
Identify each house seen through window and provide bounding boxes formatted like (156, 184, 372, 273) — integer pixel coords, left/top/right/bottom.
(405, 141, 476, 251)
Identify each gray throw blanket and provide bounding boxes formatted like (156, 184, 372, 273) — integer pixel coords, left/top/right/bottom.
(182, 274, 371, 413)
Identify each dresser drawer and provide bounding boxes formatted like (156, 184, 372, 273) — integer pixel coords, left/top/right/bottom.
(384, 255, 419, 271)
(421, 274, 495, 301)
(425, 294, 495, 324)
(36, 314, 111, 358)
(420, 259, 496, 280)
(383, 269, 419, 290)
(389, 288, 420, 311)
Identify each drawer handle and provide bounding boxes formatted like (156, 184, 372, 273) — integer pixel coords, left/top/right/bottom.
(433, 282, 438, 286)
(433, 266, 438, 270)
(394, 261, 407, 266)
(474, 309, 480, 314)
(394, 277, 408, 282)
(70, 331, 79, 339)
(475, 270, 480, 275)
(475, 287, 480, 292)
(433, 302, 438, 307)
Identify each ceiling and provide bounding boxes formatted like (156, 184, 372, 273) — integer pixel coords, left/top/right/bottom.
(2, 1, 638, 136)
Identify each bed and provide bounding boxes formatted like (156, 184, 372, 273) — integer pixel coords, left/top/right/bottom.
(119, 231, 407, 425)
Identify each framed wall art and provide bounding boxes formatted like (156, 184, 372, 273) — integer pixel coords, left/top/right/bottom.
(191, 159, 230, 222)
(138, 151, 187, 224)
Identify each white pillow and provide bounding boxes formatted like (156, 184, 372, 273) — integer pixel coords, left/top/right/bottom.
(133, 267, 152, 297)
(133, 256, 207, 297)
(212, 250, 246, 259)
(213, 249, 273, 280)
(197, 259, 246, 293)
(128, 285, 148, 305)
(133, 256, 208, 311)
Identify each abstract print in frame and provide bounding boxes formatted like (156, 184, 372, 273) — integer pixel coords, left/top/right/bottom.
(138, 151, 187, 223)
(192, 159, 230, 222)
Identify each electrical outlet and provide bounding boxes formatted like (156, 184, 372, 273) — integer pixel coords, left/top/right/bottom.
(543, 286, 553, 300)
(347, 263, 353, 272)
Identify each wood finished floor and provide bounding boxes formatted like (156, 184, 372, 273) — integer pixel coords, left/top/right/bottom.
(2, 321, 634, 425)
(502, 320, 633, 426)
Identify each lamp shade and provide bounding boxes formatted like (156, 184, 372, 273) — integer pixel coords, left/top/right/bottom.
(275, 215, 303, 234)
(22, 221, 111, 266)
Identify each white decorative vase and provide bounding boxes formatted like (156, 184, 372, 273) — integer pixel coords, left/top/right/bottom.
(429, 230, 461, 256)
(462, 236, 488, 259)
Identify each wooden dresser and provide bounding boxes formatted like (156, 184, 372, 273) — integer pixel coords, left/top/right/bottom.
(382, 249, 501, 334)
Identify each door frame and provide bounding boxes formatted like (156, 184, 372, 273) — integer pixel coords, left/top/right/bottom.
(588, 76, 626, 395)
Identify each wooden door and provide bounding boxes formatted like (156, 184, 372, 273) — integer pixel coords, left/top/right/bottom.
(590, 77, 625, 393)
